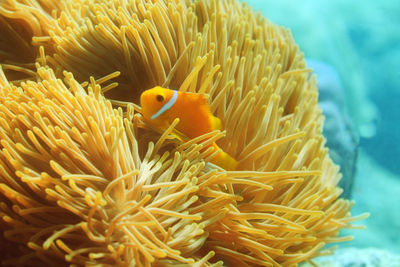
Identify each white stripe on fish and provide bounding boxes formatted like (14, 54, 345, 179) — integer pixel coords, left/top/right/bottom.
(150, 90, 178, 120)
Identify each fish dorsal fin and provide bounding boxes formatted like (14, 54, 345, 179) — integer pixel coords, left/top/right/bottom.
(185, 92, 209, 106)
(189, 92, 221, 130)
(200, 93, 210, 102)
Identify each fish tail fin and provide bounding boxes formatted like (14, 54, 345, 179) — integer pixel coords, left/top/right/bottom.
(210, 144, 238, 171)
(211, 115, 222, 130)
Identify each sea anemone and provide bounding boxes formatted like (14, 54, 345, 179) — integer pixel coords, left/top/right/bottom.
(0, 65, 233, 266)
(0, 0, 367, 266)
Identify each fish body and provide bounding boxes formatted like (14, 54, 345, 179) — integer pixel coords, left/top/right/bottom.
(140, 86, 238, 170)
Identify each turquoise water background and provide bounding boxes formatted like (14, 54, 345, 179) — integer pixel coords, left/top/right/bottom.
(242, 0, 400, 254)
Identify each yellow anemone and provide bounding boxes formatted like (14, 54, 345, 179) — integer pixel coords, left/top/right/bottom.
(0, 0, 367, 266)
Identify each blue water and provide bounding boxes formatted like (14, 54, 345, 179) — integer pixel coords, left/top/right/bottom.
(243, 0, 400, 254)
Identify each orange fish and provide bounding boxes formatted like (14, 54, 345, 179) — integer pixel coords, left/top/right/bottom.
(140, 86, 238, 170)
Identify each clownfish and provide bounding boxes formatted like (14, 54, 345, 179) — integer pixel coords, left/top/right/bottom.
(140, 86, 238, 170)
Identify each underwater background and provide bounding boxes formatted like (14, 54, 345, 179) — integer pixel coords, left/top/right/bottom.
(243, 0, 400, 261)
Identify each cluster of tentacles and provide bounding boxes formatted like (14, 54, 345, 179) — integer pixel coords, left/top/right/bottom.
(0, 0, 366, 266)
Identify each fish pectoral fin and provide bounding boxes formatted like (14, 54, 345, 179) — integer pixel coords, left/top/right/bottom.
(171, 128, 188, 142)
(150, 119, 187, 141)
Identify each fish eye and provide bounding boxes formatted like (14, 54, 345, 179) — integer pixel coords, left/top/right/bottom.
(156, 94, 164, 102)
